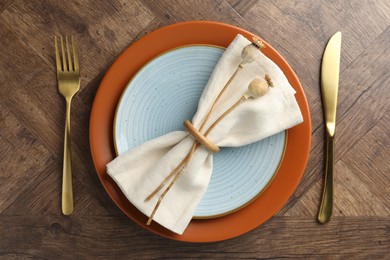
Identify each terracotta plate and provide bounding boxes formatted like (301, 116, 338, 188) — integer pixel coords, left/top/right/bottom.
(90, 21, 311, 242)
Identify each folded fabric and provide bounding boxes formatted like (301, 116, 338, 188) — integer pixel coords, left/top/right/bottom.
(107, 34, 303, 234)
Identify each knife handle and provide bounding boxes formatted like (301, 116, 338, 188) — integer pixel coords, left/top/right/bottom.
(318, 134, 334, 224)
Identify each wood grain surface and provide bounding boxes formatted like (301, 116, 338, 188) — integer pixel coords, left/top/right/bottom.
(0, 0, 389, 259)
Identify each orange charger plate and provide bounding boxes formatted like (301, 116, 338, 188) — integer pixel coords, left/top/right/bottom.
(90, 21, 312, 242)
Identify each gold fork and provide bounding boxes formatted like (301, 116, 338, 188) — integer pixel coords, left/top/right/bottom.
(55, 35, 80, 215)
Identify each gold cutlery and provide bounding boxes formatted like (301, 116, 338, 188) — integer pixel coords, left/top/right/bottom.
(55, 35, 80, 215)
(318, 31, 342, 224)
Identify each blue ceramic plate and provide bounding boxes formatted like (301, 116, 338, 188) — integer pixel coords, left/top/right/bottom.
(114, 46, 286, 218)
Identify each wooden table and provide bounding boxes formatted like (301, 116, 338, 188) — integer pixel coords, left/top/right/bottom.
(1, 0, 389, 258)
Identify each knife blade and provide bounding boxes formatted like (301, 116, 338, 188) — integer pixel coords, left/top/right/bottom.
(318, 31, 342, 224)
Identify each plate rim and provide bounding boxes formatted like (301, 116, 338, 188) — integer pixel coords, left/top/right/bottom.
(89, 20, 312, 242)
(113, 44, 288, 219)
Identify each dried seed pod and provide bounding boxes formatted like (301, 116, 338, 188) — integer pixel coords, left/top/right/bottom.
(247, 78, 269, 98)
(241, 37, 265, 64)
(241, 44, 258, 64)
(245, 74, 274, 99)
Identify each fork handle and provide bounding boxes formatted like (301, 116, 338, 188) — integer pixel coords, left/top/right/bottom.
(62, 99, 74, 215)
(318, 134, 334, 223)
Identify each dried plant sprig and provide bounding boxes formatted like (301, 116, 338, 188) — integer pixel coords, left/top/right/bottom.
(145, 40, 268, 226)
(199, 37, 265, 132)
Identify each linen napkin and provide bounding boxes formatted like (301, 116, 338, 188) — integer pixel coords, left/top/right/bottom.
(107, 34, 303, 234)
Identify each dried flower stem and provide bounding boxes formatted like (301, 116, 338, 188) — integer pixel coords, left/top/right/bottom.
(144, 152, 192, 202)
(146, 143, 197, 225)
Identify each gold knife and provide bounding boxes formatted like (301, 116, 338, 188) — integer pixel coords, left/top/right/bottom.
(318, 31, 342, 224)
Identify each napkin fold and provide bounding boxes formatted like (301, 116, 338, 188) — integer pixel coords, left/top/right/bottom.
(107, 34, 303, 234)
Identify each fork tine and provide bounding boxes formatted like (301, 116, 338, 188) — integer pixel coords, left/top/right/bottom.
(72, 36, 79, 72)
(55, 36, 62, 72)
(65, 35, 73, 71)
(60, 36, 67, 71)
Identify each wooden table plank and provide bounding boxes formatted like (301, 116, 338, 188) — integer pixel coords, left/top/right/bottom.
(0, 0, 389, 258)
(0, 216, 388, 259)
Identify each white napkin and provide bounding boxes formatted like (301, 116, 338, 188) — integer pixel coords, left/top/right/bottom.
(107, 34, 303, 234)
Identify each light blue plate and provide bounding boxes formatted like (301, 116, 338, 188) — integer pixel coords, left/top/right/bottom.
(114, 46, 286, 218)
